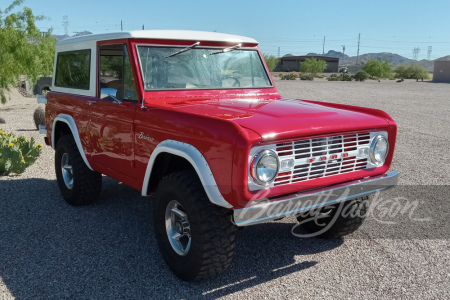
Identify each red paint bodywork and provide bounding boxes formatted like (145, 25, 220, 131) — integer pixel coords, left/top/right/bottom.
(45, 38, 397, 209)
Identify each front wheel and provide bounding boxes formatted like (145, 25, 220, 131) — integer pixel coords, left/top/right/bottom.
(296, 196, 370, 238)
(55, 135, 102, 206)
(153, 171, 237, 281)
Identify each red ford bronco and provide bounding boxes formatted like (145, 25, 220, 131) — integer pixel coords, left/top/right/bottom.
(38, 30, 398, 281)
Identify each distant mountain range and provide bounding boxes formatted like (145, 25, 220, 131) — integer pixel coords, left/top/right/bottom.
(53, 31, 93, 42)
(305, 50, 450, 72)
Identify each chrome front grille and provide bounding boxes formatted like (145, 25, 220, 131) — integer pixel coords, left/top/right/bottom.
(274, 132, 372, 186)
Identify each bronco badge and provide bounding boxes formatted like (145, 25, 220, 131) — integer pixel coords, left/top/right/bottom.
(138, 132, 154, 141)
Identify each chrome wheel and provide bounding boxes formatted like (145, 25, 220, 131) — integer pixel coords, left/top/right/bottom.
(61, 153, 74, 189)
(165, 200, 191, 256)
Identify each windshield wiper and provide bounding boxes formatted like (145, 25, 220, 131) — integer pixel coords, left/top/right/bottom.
(166, 42, 200, 58)
(210, 43, 242, 55)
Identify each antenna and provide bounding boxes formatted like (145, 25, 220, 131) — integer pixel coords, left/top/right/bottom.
(427, 46, 432, 61)
(62, 16, 69, 35)
(341, 45, 345, 65)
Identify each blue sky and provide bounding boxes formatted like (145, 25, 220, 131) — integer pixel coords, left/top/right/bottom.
(10, 0, 450, 59)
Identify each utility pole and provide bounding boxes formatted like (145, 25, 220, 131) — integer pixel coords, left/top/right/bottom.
(278, 47, 280, 58)
(323, 36, 325, 55)
(341, 45, 345, 65)
(121, 20, 123, 31)
(62, 16, 69, 36)
(356, 33, 361, 64)
(428, 46, 432, 61)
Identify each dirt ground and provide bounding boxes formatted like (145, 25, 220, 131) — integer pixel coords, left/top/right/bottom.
(0, 80, 449, 299)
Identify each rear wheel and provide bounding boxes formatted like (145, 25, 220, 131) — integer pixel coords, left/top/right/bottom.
(296, 196, 370, 238)
(154, 171, 237, 281)
(55, 135, 102, 206)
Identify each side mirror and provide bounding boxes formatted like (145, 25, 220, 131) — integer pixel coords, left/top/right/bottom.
(100, 88, 117, 98)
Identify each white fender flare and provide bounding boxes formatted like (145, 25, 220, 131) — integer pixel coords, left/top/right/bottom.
(141, 140, 233, 209)
(52, 114, 93, 171)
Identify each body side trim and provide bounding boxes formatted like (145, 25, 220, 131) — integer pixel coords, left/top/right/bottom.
(141, 140, 232, 208)
(52, 114, 93, 171)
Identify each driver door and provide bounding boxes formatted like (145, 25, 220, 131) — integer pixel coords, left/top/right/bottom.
(88, 42, 139, 180)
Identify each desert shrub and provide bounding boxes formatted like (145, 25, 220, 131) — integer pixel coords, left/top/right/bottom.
(0, 117, 5, 124)
(263, 54, 280, 72)
(353, 70, 369, 82)
(327, 73, 352, 81)
(300, 74, 314, 81)
(315, 74, 325, 78)
(362, 59, 392, 79)
(394, 64, 430, 79)
(281, 73, 297, 80)
(277, 73, 284, 78)
(327, 74, 341, 81)
(33, 106, 45, 130)
(340, 73, 353, 81)
(0, 129, 42, 175)
(300, 58, 327, 75)
(291, 72, 301, 78)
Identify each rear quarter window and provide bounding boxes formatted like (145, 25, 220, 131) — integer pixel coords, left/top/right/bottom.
(55, 49, 91, 90)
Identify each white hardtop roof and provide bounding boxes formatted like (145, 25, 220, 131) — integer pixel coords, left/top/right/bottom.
(56, 30, 258, 45)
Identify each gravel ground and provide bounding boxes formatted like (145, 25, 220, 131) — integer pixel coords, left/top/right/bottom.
(0, 79, 449, 299)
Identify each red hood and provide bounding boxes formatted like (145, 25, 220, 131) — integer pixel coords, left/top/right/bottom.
(167, 97, 392, 140)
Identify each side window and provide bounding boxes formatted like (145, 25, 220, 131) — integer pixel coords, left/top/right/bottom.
(99, 44, 137, 102)
(123, 45, 138, 101)
(55, 49, 91, 90)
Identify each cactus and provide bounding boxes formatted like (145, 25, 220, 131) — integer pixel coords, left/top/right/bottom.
(0, 129, 42, 175)
(33, 106, 45, 130)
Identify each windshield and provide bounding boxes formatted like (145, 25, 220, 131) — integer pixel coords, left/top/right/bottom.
(136, 46, 272, 91)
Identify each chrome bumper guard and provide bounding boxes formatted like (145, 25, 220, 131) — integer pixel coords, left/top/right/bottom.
(233, 172, 399, 226)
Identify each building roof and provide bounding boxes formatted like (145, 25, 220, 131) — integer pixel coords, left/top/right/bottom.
(56, 30, 258, 45)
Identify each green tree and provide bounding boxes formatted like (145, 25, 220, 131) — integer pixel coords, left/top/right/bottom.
(394, 64, 429, 79)
(263, 54, 280, 72)
(362, 58, 392, 79)
(300, 57, 327, 75)
(0, 0, 56, 104)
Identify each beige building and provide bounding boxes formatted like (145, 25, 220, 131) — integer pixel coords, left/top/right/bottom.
(433, 60, 450, 83)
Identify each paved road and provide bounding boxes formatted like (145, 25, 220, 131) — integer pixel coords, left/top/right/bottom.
(0, 79, 449, 299)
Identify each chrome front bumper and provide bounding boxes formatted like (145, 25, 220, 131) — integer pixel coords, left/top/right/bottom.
(233, 172, 399, 226)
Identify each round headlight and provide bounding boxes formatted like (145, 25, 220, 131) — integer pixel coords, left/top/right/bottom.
(369, 135, 389, 165)
(251, 150, 279, 185)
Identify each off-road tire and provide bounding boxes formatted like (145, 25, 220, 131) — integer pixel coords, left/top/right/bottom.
(55, 135, 102, 206)
(154, 171, 237, 281)
(296, 196, 370, 238)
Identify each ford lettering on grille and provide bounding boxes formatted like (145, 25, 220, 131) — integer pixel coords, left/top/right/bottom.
(273, 132, 384, 186)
